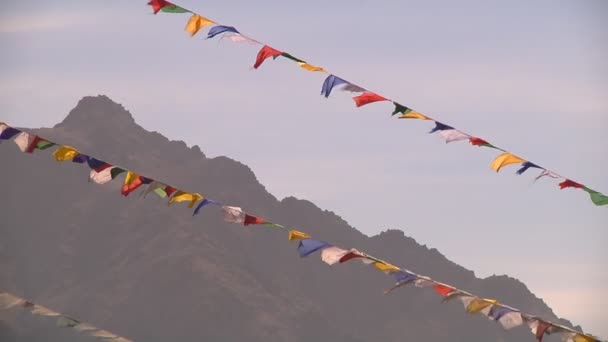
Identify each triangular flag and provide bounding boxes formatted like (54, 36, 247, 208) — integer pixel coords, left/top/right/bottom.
(534, 169, 561, 182)
(516, 161, 541, 175)
(297, 62, 325, 72)
(147, 0, 173, 14)
(193, 198, 219, 216)
(220, 33, 259, 44)
(527, 319, 553, 342)
(433, 284, 455, 296)
(185, 14, 214, 36)
(490, 152, 525, 172)
(121, 171, 144, 196)
(339, 249, 366, 263)
(582, 187, 608, 206)
(288, 230, 311, 241)
(52, 146, 80, 162)
(429, 122, 453, 133)
(466, 298, 498, 315)
(384, 270, 417, 294)
(160, 4, 188, 13)
(89, 166, 124, 185)
(321, 75, 348, 97)
(373, 261, 400, 273)
(222, 206, 245, 223)
(207, 25, 239, 39)
(280, 53, 305, 63)
(352, 92, 388, 107)
(253, 45, 283, 69)
(320, 246, 350, 265)
(297, 239, 330, 257)
(559, 179, 583, 190)
(491, 307, 523, 330)
(169, 191, 203, 208)
(468, 137, 497, 149)
(391, 102, 410, 116)
(398, 111, 431, 120)
(72, 153, 89, 164)
(438, 129, 471, 143)
(243, 214, 266, 226)
(31, 305, 60, 317)
(0, 125, 21, 140)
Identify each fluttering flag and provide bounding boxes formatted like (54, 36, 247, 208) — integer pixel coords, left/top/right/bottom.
(399, 111, 431, 120)
(147, 0, 174, 14)
(14, 132, 54, 153)
(297, 239, 330, 257)
(185, 14, 214, 36)
(441, 291, 467, 303)
(288, 230, 311, 241)
(321, 75, 348, 97)
(87, 158, 125, 184)
(392, 102, 410, 116)
(159, 4, 188, 13)
(193, 198, 219, 216)
(582, 187, 608, 206)
(297, 62, 325, 72)
(338, 249, 365, 263)
(220, 33, 259, 44)
(320, 246, 350, 265)
(490, 306, 523, 330)
(169, 191, 203, 208)
(243, 214, 266, 226)
(516, 161, 541, 175)
(352, 92, 388, 107)
(53, 146, 80, 162)
(429, 122, 454, 134)
(433, 284, 455, 296)
(438, 129, 471, 143)
(466, 298, 497, 316)
(142, 181, 174, 198)
(72, 153, 89, 164)
(121, 171, 144, 196)
(534, 169, 561, 182)
(559, 179, 583, 190)
(373, 261, 400, 273)
(562, 333, 597, 342)
(0, 292, 23, 309)
(528, 319, 553, 342)
(490, 152, 525, 172)
(207, 25, 239, 39)
(469, 137, 497, 149)
(0, 125, 20, 140)
(253, 45, 283, 69)
(280, 53, 305, 63)
(222, 206, 245, 223)
(384, 270, 417, 294)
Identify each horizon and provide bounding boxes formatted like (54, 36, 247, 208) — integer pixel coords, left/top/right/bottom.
(1, 0, 606, 338)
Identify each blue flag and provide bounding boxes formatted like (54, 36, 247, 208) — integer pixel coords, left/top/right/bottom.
(0, 127, 21, 140)
(297, 239, 331, 257)
(193, 198, 220, 216)
(516, 161, 541, 175)
(207, 25, 239, 39)
(321, 75, 348, 98)
(429, 122, 454, 133)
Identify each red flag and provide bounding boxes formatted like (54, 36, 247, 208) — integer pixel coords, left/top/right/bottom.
(535, 321, 552, 342)
(244, 214, 266, 226)
(469, 137, 489, 146)
(339, 251, 364, 263)
(121, 176, 143, 196)
(253, 45, 283, 69)
(25, 136, 44, 153)
(559, 179, 583, 189)
(433, 284, 454, 296)
(148, 0, 172, 14)
(352, 92, 387, 107)
(165, 186, 177, 197)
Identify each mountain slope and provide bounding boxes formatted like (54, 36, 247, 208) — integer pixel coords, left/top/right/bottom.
(0, 95, 577, 341)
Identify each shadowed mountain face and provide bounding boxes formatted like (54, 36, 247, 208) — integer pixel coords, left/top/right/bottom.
(0, 95, 577, 341)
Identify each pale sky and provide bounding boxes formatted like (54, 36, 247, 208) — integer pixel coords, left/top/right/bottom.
(1, 0, 607, 338)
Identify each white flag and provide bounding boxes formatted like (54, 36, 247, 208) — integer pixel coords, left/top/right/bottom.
(438, 129, 471, 143)
(223, 206, 244, 223)
(13, 131, 34, 152)
(498, 311, 523, 330)
(321, 246, 349, 265)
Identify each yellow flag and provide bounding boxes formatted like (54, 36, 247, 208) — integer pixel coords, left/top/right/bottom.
(288, 230, 311, 241)
(124, 171, 139, 186)
(374, 262, 400, 273)
(168, 191, 203, 208)
(573, 335, 595, 342)
(490, 152, 525, 172)
(185, 14, 214, 37)
(297, 62, 326, 73)
(466, 298, 497, 314)
(398, 111, 430, 120)
(52, 146, 79, 161)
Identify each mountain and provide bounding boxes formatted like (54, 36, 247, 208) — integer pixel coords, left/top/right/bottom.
(0, 95, 578, 341)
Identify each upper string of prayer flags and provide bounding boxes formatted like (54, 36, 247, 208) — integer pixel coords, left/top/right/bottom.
(0, 122, 605, 341)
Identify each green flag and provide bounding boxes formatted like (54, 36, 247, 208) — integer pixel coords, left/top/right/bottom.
(583, 187, 608, 206)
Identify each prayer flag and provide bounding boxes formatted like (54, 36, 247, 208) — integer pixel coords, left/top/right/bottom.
(429, 122, 453, 133)
(528, 319, 552, 342)
(583, 187, 608, 206)
(243, 214, 266, 226)
(0, 125, 21, 140)
(352, 92, 388, 107)
(160, 4, 188, 13)
(193, 198, 219, 216)
(559, 179, 583, 190)
(339, 249, 365, 263)
(288, 230, 311, 241)
(438, 129, 470, 143)
(222, 206, 244, 223)
(433, 284, 455, 296)
(121, 171, 144, 196)
(147, 0, 173, 14)
(207, 25, 239, 39)
(254, 45, 283, 69)
(185, 14, 214, 36)
(491, 307, 523, 330)
(14, 133, 53, 153)
(220, 33, 259, 44)
(392, 102, 410, 116)
(320, 246, 350, 265)
(72, 153, 89, 164)
(398, 111, 430, 120)
(466, 298, 497, 315)
(53, 146, 80, 162)
(374, 261, 400, 273)
(469, 137, 497, 149)
(490, 152, 525, 172)
(169, 191, 203, 208)
(297, 239, 330, 257)
(321, 75, 348, 97)
(89, 166, 125, 185)
(297, 62, 325, 72)
(516, 161, 541, 175)
(534, 169, 560, 182)
(280, 53, 305, 63)
(384, 270, 416, 294)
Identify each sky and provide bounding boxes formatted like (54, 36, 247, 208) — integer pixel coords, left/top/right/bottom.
(1, 0, 607, 337)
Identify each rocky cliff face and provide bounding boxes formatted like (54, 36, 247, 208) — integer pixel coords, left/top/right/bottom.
(0, 95, 575, 341)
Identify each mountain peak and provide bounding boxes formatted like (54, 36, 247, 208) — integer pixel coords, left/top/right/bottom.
(55, 95, 136, 130)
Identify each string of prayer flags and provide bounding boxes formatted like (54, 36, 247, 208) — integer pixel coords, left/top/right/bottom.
(288, 230, 311, 241)
(490, 153, 526, 172)
(185, 14, 214, 36)
(1, 122, 605, 341)
(0, 290, 133, 342)
(207, 25, 239, 39)
(53, 146, 80, 162)
(254, 45, 283, 69)
(168, 191, 202, 207)
(352, 92, 388, 107)
(297, 239, 330, 257)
